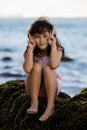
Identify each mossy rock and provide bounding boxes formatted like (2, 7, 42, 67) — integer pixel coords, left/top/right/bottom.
(0, 80, 87, 130)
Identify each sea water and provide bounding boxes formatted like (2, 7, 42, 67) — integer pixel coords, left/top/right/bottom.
(0, 17, 87, 97)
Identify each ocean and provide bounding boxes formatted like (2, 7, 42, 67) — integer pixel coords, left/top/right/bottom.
(0, 17, 87, 97)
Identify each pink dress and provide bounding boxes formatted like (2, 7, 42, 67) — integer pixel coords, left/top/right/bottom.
(34, 54, 63, 96)
(25, 47, 63, 97)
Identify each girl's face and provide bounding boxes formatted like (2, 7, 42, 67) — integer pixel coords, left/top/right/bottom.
(33, 31, 50, 50)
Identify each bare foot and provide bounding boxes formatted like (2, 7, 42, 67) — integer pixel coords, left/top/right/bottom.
(27, 104, 38, 114)
(39, 107, 54, 121)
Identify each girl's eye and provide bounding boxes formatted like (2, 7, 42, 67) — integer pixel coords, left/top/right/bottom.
(35, 35, 40, 38)
(44, 35, 47, 37)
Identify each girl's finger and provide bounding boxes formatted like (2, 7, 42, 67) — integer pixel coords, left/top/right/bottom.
(31, 37, 35, 43)
(49, 28, 55, 38)
(28, 33, 32, 40)
(51, 28, 55, 36)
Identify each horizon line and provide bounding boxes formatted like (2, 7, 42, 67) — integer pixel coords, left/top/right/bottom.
(0, 16, 87, 19)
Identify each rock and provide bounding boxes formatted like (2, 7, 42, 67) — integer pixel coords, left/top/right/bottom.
(1, 57, 12, 62)
(0, 80, 87, 130)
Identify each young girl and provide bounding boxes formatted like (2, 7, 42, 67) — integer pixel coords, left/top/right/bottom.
(23, 17, 64, 121)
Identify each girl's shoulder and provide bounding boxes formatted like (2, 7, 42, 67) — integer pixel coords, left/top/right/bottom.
(57, 46, 65, 56)
(58, 46, 64, 51)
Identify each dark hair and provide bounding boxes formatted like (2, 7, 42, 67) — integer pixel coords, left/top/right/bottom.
(27, 18, 64, 57)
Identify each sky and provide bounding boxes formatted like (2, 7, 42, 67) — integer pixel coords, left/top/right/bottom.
(0, 0, 87, 18)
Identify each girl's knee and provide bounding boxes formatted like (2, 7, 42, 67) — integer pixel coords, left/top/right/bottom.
(43, 65, 52, 75)
(33, 62, 42, 73)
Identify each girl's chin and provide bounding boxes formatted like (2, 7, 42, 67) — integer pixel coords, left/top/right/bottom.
(39, 47, 47, 50)
(40, 45, 49, 50)
(37, 45, 49, 50)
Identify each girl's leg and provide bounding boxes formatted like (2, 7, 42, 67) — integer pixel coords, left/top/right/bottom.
(39, 65, 57, 121)
(27, 63, 42, 114)
(24, 74, 30, 96)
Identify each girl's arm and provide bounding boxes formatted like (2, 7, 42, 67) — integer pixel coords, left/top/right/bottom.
(23, 46, 34, 73)
(23, 33, 36, 73)
(48, 29, 62, 69)
(50, 45, 62, 69)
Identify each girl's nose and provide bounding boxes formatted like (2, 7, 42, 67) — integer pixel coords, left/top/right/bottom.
(40, 36, 44, 42)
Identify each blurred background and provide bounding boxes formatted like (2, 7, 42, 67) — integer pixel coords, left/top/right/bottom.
(0, 0, 87, 97)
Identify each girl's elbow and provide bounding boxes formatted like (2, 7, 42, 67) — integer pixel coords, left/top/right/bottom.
(23, 64, 32, 73)
(23, 67, 32, 73)
(51, 63, 60, 69)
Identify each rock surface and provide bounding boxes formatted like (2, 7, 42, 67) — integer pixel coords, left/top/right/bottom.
(0, 80, 87, 130)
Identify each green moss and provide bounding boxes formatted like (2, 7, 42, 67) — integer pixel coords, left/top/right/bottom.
(0, 80, 87, 130)
(80, 88, 87, 95)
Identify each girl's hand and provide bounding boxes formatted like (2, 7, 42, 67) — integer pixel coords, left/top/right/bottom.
(48, 29, 56, 47)
(28, 33, 36, 51)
